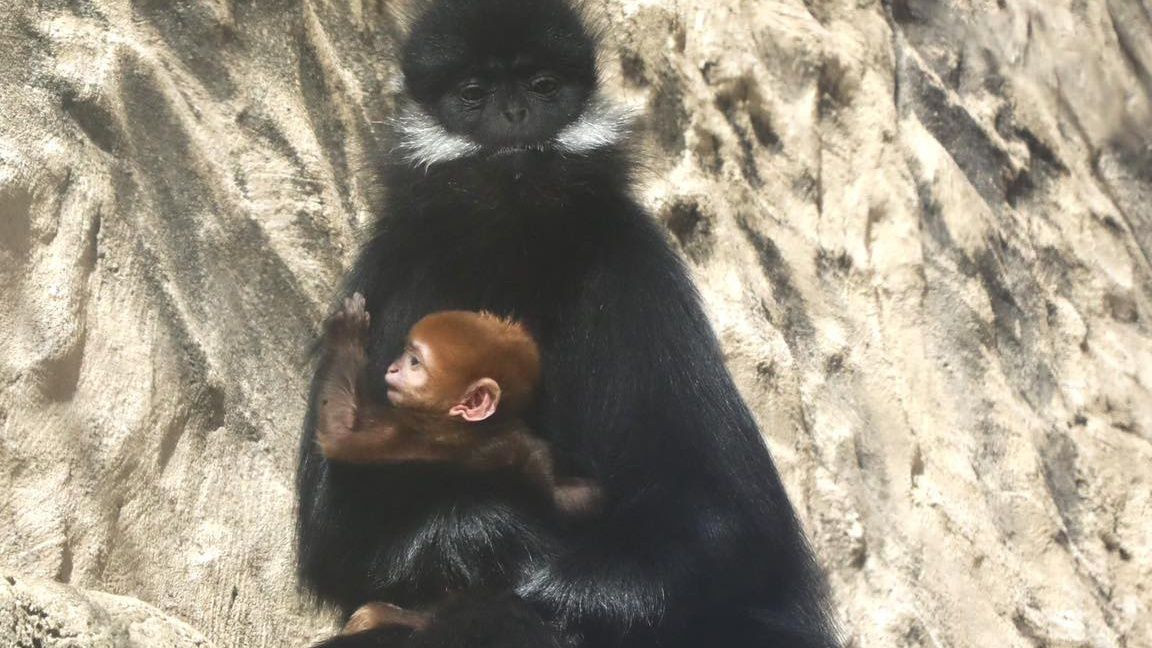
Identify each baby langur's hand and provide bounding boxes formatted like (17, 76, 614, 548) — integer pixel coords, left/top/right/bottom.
(326, 292, 371, 344)
(553, 478, 603, 517)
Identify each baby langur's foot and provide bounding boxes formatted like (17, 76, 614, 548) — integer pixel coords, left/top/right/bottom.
(343, 602, 431, 634)
(327, 292, 371, 344)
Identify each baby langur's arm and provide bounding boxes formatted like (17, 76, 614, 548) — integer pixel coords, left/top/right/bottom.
(315, 293, 405, 463)
(316, 293, 471, 464)
(478, 431, 602, 516)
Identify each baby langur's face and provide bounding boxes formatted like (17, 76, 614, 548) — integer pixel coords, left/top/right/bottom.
(385, 334, 502, 421)
(385, 341, 433, 409)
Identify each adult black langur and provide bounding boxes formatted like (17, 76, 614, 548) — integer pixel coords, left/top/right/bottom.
(297, 0, 840, 646)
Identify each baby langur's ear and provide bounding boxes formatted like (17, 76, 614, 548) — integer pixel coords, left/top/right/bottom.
(449, 378, 502, 422)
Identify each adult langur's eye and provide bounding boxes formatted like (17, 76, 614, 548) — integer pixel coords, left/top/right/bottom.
(459, 82, 487, 102)
(530, 75, 560, 96)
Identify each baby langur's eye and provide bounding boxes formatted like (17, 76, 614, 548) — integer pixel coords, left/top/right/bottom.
(529, 75, 560, 97)
(408, 354, 420, 368)
(459, 82, 488, 103)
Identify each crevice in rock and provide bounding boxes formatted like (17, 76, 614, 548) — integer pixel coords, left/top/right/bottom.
(737, 219, 815, 354)
(662, 197, 714, 263)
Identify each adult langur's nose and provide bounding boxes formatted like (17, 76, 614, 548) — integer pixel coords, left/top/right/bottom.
(504, 106, 527, 123)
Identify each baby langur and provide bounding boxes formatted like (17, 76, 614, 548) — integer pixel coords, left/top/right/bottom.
(317, 294, 597, 510)
(315, 294, 599, 635)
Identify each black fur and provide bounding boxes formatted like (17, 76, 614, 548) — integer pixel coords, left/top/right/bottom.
(297, 1, 839, 646)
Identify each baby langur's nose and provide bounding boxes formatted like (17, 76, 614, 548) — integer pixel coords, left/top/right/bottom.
(387, 362, 400, 374)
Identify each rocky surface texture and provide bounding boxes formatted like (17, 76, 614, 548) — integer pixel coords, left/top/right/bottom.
(1, 574, 213, 648)
(0, 0, 1149, 646)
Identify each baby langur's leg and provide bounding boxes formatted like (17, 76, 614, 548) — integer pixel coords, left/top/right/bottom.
(343, 602, 431, 634)
(316, 293, 371, 452)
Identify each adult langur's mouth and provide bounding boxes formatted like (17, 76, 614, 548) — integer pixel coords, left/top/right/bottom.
(488, 143, 548, 157)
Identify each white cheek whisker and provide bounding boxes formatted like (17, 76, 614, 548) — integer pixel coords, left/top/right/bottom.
(392, 107, 483, 169)
(552, 95, 637, 155)
(391, 95, 636, 169)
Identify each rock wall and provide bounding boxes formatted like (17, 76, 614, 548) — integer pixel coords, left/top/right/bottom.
(0, 0, 1149, 646)
(1, 574, 213, 648)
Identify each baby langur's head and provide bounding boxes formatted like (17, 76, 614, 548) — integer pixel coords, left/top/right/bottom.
(385, 311, 541, 423)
